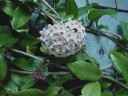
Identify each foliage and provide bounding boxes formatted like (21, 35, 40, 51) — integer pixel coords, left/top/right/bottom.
(0, 0, 128, 96)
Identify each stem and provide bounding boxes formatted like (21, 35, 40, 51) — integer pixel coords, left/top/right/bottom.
(93, 5, 128, 13)
(35, 7, 59, 24)
(47, 13, 59, 24)
(9, 69, 69, 76)
(42, 0, 60, 18)
(35, 7, 60, 20)
(11, 49, 42, 61)
(100, 64, 112, 70)
(102, 75, 128, 90)
(86, 27, 128, 51)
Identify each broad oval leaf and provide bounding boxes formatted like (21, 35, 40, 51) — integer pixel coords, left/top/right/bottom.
(110, 52, 128, 83)
(121, 21, 128, 42)
(11, 73, 35, 90)
(77, 5, 92, 18)
(13, 58, 39, 71)
(88, 9, 116, 22)
(0, 50, 7, 81)
(12, 4, 32, 29)
(2, 1, 17, 16)
(101, 92, 113, 96)
(3, 80, 18, 93)
(0, 26, 18, 47)
(115, 88, 128, 96)
(81, 81, 101, 96)
(67, 61, 101, 81)
(19, 33, 40, 48)
(65, 0, 78, 17)
(47, 86, 61, 96)
(12, 89, 44, 96)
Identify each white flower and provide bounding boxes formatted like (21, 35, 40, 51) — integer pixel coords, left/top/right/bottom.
(39, 19, 86, 57)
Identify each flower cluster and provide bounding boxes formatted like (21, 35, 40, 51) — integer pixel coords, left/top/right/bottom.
(39, 19, 86, 57)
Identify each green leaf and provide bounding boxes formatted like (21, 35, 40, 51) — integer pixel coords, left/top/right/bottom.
(40, 46, 48, 54)
(2, 1, 17, 16)
(98, 25, 109, 31)
(55, 0, 65, 6)
(12, 4, 32, 29)
(121, 21, 128, 42)
(12, 89, 44, 96)
(0, 90, 7, 96)
(0, 50, 7, 81)
(65, 0, 78, 17)
(99, 79, 112, 89)
(46, 74, 72, 86)
(76, 52, 88, 61)
(11, 73, 35, 90)
(67, 61, 101, 81)
(110, 52, 128, 83)
(11, 20, 29, 33)
(101, 92, 113, 96)
(21, 79, 36, 90)
(77, 5, 92, 18)
(61, 89, 73, 96)
(47, 86, 61, 96)
(49, 7, 71, 22)
(13, 58, 40, 71)
(115, 88, 128, 96)
(81, 81, 101, 96)
(19, 33, 40, 48)
(88, 9, 116, 22)
(3, 80, 18, 93)
(0, 26, 18, 47)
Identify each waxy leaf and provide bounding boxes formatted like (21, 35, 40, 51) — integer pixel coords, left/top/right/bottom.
(19, 33, 40, 48)
(115, 88, 128, 96)
(88, 9, 116, 22)
(121, 21, 128, 42)
(0, 50, 7, 81)
(47, 86, 61, 96)
(12, 89, 44, 96)
(101, 92, 113, 96)
(65, 0, 78, 17)
(67, 61, 101, 81)
(81, 82, 101, 96)
(13, 58, 40, 71)
(2, 1, 17, 16)
(3, 80, 18, 93)
(110, 52, 128, 83)
(0, 26, 18, 47)
(12, 4, 32, 29)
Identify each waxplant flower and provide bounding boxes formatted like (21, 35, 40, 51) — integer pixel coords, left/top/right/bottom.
(39, 19, 86, 57)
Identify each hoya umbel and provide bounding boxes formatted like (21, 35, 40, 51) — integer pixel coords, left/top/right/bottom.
(39, 19, 86, 57)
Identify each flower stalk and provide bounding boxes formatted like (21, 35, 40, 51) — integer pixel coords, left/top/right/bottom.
(9, 69, 69, 76)
(41, 0, 60, 18)
(11, 49, 42, 61)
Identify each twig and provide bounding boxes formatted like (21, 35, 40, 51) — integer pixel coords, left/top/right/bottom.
(93, 5, 128, 13)
(9, 69, 69, 76)
(42, 0, 60, 18)
(102, 75, 128, 90)
(86, 27, 128, 51)
(11, 49, 42, 61)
